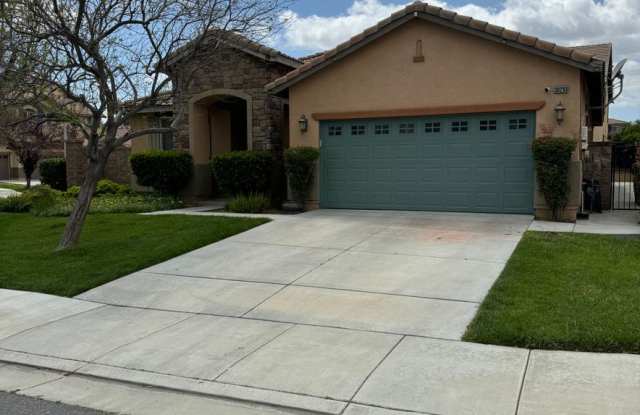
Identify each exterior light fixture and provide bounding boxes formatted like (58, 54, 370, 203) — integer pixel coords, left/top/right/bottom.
(554, 102, 566, 124)
(298, 114, 308, 132)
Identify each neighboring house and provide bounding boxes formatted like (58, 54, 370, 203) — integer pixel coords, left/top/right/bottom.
(131, 2, 618, 221)
(0, 109, 66, 182)
(608, 118, 629, 139)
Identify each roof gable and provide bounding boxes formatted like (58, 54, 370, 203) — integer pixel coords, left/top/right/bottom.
(267, 2, 607, 93)
(168, 30, 302, 70)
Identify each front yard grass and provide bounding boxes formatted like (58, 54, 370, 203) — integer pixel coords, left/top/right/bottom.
(0, 213, 267, 297)
(464, 231, 640, 354)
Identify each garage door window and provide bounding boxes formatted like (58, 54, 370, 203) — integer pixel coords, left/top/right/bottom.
(375, 124, 390, 135)
(451, 121, 468, 132)
(509, 119, 528, 130)
(424, 122, 441, 133)
(351, 125, 366, 135)
(328, 126, 343, 136)
(399, 123, 415, 134)
(480, 120, 497, 131)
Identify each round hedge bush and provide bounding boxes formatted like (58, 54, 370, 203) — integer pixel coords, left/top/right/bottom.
(39, 158, 67, 191)
(130, 150, 193, 196)
(210, 150, 274, 196)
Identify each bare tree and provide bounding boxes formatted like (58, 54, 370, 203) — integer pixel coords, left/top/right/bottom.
(3, 0, 290, 250)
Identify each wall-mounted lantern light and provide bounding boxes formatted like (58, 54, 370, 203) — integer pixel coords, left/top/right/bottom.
(554, 102, 566, 124)
(298, 114, 308, 132)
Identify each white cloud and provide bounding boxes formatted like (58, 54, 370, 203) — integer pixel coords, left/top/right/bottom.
(277, 0, 640, 120)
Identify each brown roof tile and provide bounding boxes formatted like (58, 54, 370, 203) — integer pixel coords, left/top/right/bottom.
(517, 34, 538, 47)
(453, 14, 472, 25)
(573, 43, 612, 63)
(468, 19, 489, 31)
(485, 24, 504, 37)
(501, 29, 520, 42)
(267, 1, 608, 92)
(535, 39, 555, 53)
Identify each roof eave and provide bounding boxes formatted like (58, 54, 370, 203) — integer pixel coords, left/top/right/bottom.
(268, 12, 603, 94)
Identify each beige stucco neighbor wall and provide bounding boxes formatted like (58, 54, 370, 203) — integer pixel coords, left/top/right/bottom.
(289, 19, 587, 220)
(130, 116, 154, 154)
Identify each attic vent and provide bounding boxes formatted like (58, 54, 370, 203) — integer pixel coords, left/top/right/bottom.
(413, 40, 425, 63)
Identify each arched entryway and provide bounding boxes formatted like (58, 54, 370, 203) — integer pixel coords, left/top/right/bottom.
(189, 89, 252, 196)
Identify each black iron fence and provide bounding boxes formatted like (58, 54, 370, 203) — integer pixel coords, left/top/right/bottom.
(611, 143, 640, 210)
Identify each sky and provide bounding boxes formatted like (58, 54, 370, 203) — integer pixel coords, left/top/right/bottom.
(270, 0, 639, 122)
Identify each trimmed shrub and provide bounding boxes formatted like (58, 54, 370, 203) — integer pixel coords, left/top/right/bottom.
(95, 179, 132, 196)
(27, 185, 61, 214)
(0, 185, 62, 214)
(210, 151, 274, 196)
(33, 194, 183, 217)
(226, 193, 270, 213)
(66, 185, 81, 198)
(532, 137, 576, 221)
(39, 158, 67, 190)
(130, 150, 193, 195)
(0, 194, 31, 212)
(284, 147, 320, 209)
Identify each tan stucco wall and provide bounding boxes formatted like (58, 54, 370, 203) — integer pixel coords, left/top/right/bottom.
(129, 116, 154, 154)
(288, 19, 587, 219)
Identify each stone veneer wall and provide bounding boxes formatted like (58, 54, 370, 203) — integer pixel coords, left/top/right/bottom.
(582, 141, 612, 210)
(168, 44, 293, 153)
(65, 141, 132, 186)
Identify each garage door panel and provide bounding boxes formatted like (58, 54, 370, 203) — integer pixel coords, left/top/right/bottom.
(422, 144, 445, 157)
(474, 167, 500, 182)
(320, 112, 534, 213)
(475, 192, 501, 209)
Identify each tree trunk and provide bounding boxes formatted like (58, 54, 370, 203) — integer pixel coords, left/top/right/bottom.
(57, 158, 105, 250)
(25, 175, 31, 189)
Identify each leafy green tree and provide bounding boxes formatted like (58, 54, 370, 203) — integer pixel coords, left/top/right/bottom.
(617, 121, 640, 143)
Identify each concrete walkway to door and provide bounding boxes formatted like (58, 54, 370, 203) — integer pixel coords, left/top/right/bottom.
(1, 210, 639, 415)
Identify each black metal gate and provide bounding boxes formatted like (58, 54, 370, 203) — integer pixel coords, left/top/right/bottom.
(612, 143, 640, 210)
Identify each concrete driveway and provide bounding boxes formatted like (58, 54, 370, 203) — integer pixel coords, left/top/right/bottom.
(7, 210, 637, 414)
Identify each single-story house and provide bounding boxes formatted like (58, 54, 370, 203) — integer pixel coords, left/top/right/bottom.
(608, 118, 629, 138)
(130, 1, 618, 221)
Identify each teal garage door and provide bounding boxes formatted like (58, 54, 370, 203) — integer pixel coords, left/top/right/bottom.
(320, 112, 535, 213)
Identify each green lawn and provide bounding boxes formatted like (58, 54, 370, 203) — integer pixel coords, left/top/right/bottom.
(464, 231, 640, 354)
(0, 213, 268, 297)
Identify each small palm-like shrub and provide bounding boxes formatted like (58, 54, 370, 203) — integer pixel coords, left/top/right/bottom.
(226, 193, 270, 213)
(532, 137, 576, 221)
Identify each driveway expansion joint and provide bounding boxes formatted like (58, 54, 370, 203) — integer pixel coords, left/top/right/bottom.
(514, 349, 532, 415)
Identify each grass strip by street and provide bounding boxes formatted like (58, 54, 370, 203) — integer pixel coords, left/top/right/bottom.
(464, 231, 640, 354)
(0, 213, 268, 297)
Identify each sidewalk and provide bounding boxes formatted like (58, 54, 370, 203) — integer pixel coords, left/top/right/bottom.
(529, 210, 640, 234)
(1, 289, 639, 415)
